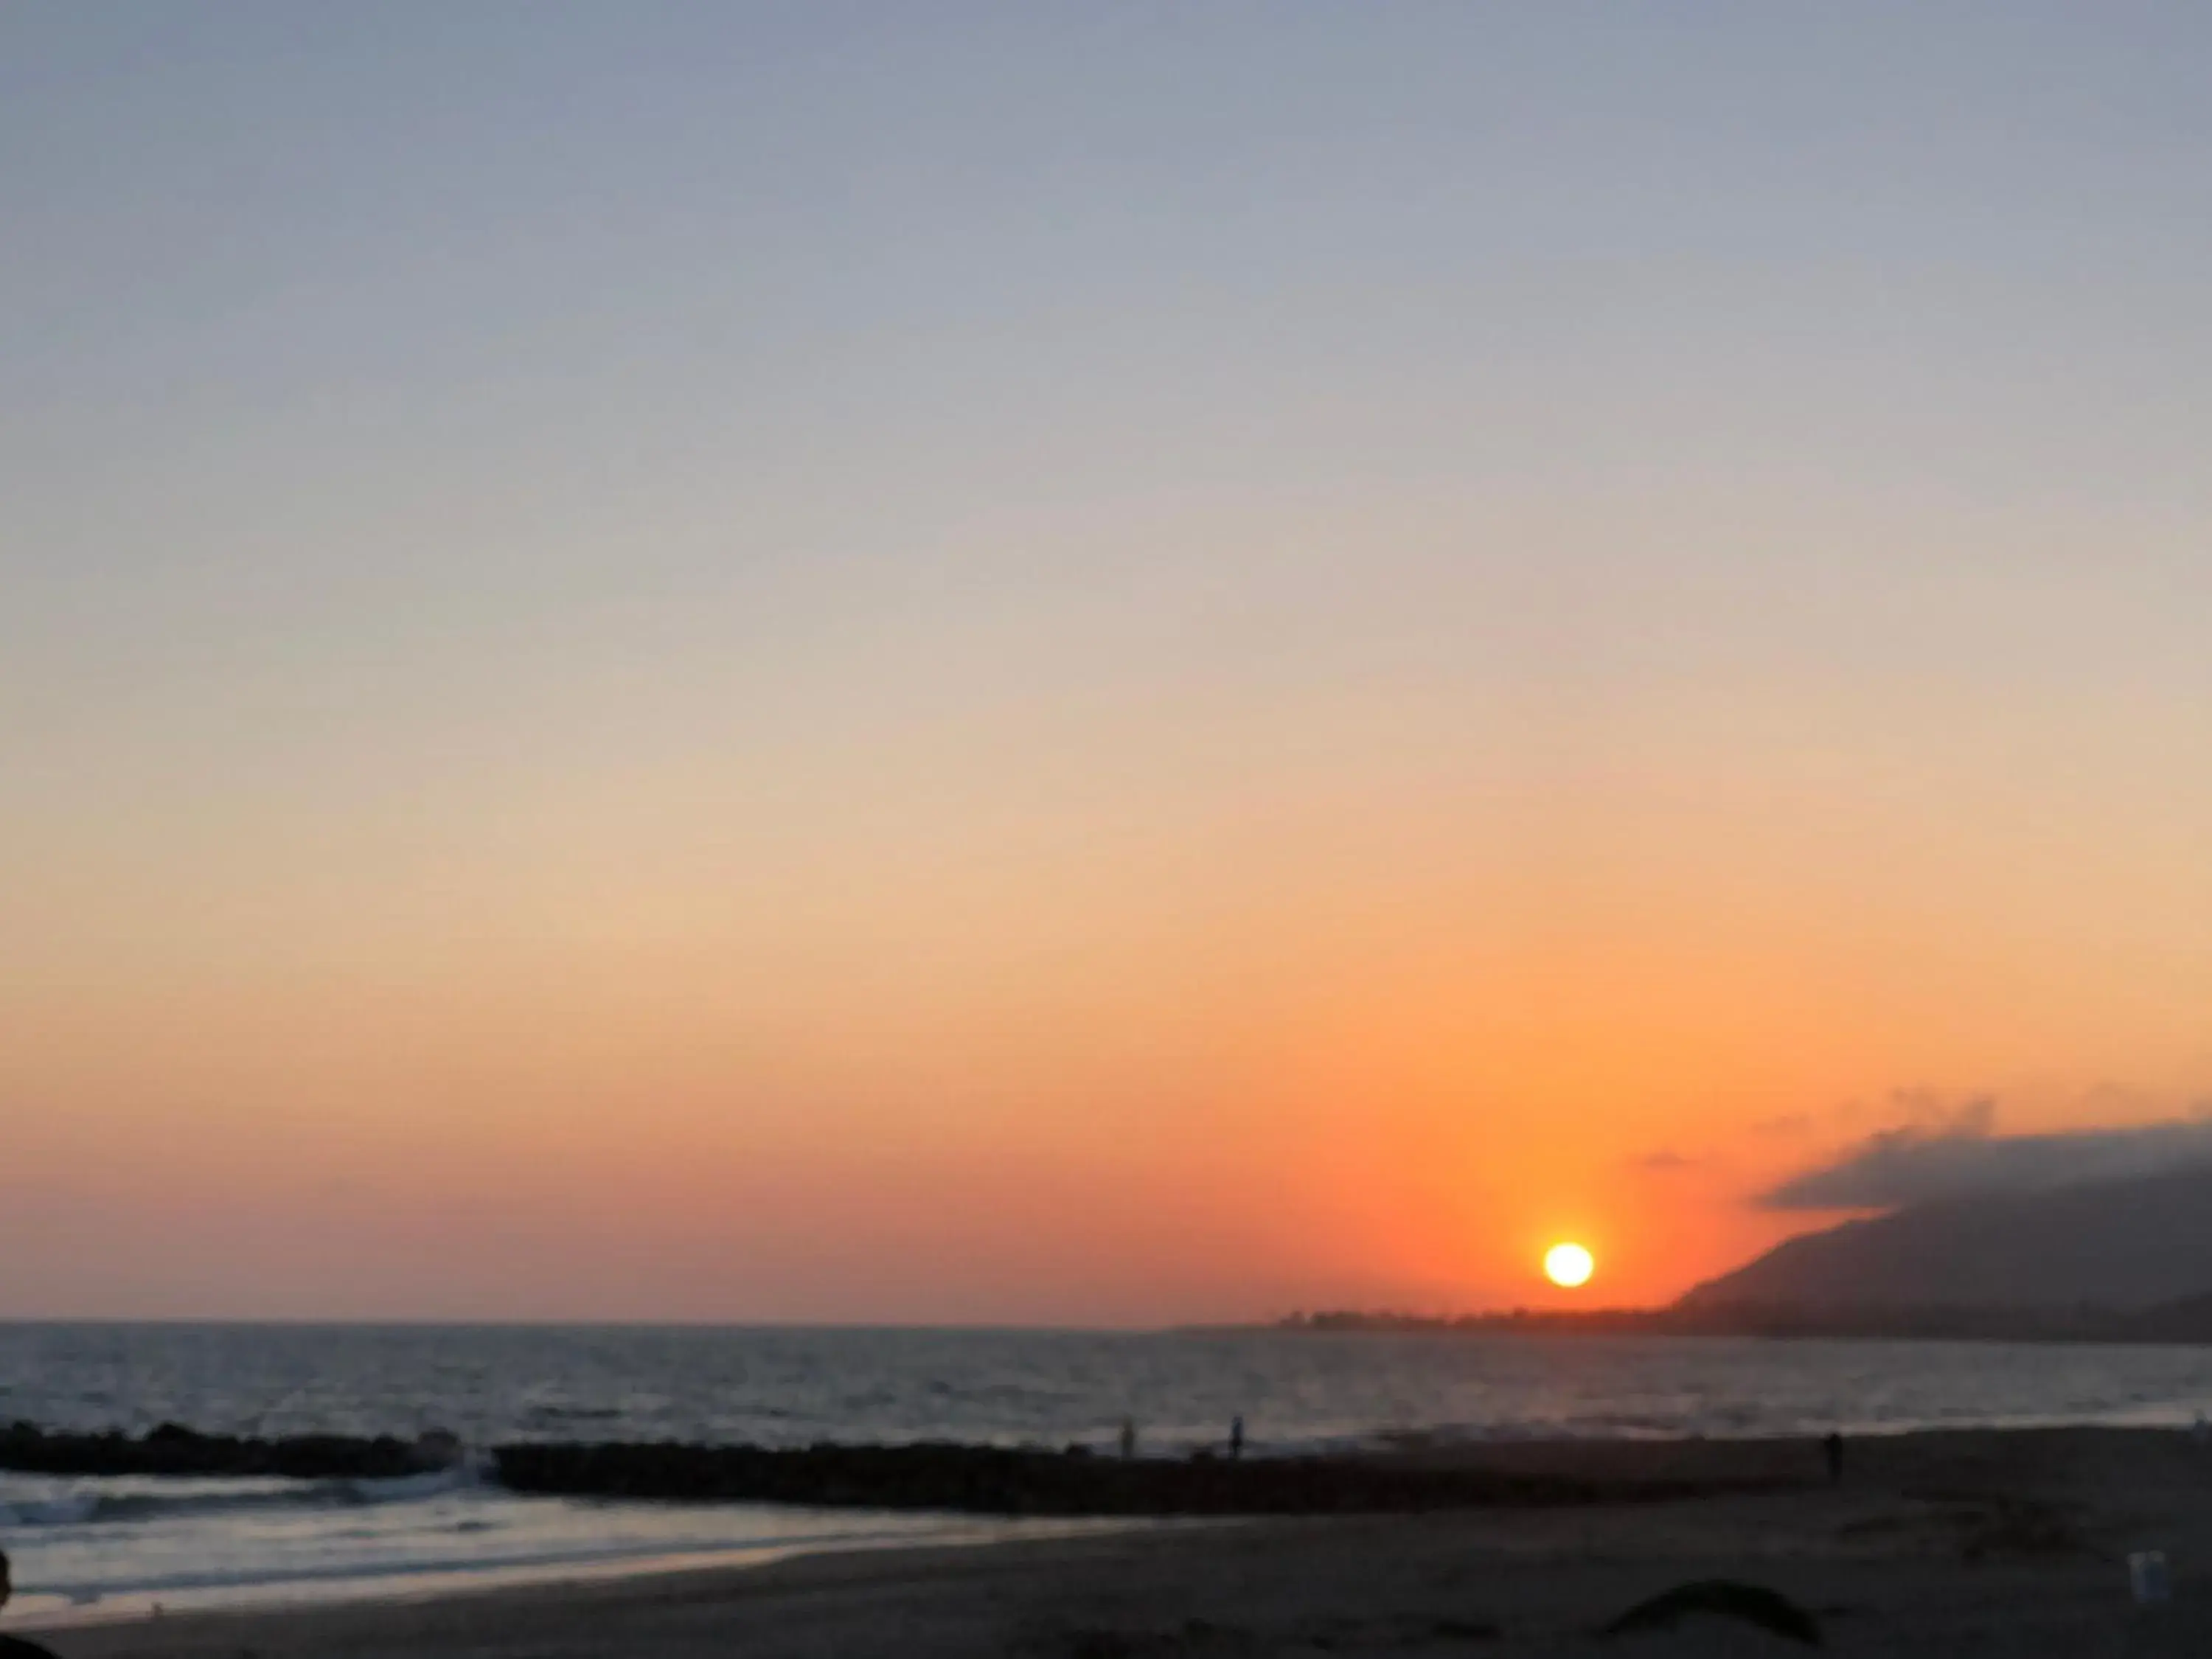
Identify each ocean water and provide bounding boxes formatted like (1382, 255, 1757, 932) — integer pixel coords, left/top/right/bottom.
(5, 1323, 2212, 1625)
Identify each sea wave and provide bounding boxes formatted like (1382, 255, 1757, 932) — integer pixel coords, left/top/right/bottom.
(0, 1465, 478, 1529)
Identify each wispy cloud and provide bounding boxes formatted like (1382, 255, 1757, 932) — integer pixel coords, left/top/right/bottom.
(1759, 1101, 2212, 1211)
(1631, 1149, 1699, 1172)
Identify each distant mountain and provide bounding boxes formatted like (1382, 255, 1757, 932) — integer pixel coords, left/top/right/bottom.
(1678, 1165, 2212, 1313)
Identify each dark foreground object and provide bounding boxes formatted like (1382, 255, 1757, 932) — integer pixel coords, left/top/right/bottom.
(1600, 1579, 1823, 1646)
(492, 1440, 1795, 1515)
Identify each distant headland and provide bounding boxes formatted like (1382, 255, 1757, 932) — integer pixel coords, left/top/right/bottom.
(1270, 1164, 2212, 1346)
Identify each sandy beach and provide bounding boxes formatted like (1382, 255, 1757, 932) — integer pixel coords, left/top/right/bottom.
(18, 1427, 2212, 1657)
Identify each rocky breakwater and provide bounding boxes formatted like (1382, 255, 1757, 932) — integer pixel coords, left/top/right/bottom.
(1, 1422, 1803, 1517)
(492, 1440, 1795, 1516)
(0, 1420, 463, 1480)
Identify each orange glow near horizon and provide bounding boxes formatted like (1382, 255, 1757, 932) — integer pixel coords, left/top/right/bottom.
(7, 793, 2206, 1325)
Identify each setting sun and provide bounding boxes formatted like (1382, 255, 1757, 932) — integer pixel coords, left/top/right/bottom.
(1544, 1243, 1596, 1289)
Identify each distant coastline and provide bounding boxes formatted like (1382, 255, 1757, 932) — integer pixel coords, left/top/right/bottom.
(1258, 1298, 2212, 1345)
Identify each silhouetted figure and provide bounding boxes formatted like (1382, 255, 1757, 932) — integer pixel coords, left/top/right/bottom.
(0, 1551, 65, 1659)
(1119, 1418, 1137, 1460)
(1230, 1415, 1245, 1461)
(1823, 1431, 1844, 1486)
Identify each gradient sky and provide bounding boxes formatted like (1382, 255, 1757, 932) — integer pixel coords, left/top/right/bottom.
(5, 4, 2211, 1323)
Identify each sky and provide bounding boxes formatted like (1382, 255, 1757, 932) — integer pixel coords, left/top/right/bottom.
(4, 3, 2211, 1324)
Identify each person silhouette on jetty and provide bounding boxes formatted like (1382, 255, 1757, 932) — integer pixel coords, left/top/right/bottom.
(1823, 1430, 1845, 1486)
(0, 1551, 65, 1659)
(1230, 1415, 1245, 1461)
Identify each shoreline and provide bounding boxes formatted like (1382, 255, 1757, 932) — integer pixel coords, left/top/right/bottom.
(4, 1515, 1162, 1634)
(18, 1427, 2212, 1655)
(15, 1526, 1234, 1652)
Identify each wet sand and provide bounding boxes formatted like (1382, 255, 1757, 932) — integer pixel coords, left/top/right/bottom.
(24, 1427, 2212, 1656)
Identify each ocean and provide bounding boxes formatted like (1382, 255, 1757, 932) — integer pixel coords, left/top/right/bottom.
(4, 1322, 2211, 1624)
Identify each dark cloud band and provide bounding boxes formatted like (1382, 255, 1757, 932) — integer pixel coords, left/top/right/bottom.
(1760, 1105, 2212, 1211)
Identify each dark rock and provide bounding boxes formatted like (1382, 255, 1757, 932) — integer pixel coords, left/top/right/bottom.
(1599, 1579, 1822, 1646)
(0, 1422, 422, 1481)
(1, 1420, 1797, 1519)
(490, 1439, 1793, 1517)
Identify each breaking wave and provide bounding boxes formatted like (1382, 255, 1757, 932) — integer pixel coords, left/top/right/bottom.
(0, 1465, 476, 1528)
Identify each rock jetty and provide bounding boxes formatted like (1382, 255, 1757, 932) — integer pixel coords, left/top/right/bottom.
(0, 1421, 1798, 1515)
(491, 1439, 1780, 1515)
(0, 1420, 453, 1481)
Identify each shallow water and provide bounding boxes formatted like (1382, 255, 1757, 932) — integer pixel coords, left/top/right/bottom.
(0, 1460, 1112, 1627)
